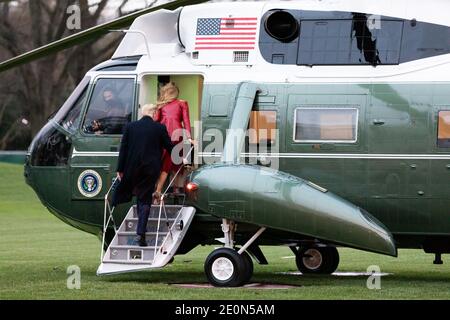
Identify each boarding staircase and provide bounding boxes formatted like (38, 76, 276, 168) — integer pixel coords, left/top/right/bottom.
(97, 148, 195, 275)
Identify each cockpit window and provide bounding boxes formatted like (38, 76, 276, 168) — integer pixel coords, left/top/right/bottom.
(30, 122, 72, 167)
(60, 87, 88, 133)
(53, 76, 90, 128)
(83, 78, 134, 135)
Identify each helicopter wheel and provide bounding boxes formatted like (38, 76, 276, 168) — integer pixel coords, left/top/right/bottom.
(240, 250, 254, 285)
(295, 246, 339, 274)
(204, 248, 252, 287)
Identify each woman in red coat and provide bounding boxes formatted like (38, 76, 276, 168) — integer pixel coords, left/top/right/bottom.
(153, 82, 194, 202)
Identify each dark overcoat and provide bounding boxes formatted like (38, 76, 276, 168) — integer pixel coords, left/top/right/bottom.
(112, 116, 173, 206)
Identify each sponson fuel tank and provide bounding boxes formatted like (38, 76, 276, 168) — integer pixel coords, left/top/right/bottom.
(188, 164, 397, 257)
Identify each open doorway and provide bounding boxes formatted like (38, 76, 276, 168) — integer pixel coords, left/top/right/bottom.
(139, 74, 203, 125)
(139, 74, 204, 197)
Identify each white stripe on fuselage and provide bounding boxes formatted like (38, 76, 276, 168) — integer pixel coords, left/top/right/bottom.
(72, 149, 450, 160)
(71, 148, 118, 158)
(201, 153, 450, 160)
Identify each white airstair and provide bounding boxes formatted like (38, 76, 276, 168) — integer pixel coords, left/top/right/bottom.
(97, 147, 196, 275)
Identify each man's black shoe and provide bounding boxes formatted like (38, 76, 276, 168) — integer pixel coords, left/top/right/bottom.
(136, 235, 147, 247)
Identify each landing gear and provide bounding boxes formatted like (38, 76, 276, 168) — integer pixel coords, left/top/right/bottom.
(204, 219, 264, 287)
(295, 246, 340, 274)
(241, 250, 254, 284)
(204, 247, 252, 287)
(433, 253, 444, 265)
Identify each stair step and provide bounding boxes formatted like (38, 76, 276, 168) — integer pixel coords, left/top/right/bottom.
(101, 259, 154, 265)
(98, 206, 196, 275)
(130, 205, 182, 219)
(110, 245, 159, 249)
(165, 193, 186, 197)
(109, 245, 159, 261)
(126, 218, 177, 221)
(123, 218, 174, 232)
(117, 231, 168, 236)
(117, 233, 167, 246)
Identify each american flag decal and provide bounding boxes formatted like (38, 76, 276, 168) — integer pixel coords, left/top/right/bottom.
(195, 17, 257, 50)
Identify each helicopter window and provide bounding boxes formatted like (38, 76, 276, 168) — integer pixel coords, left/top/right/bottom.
(83, 78, 134, 135)
(97, 64, 137, 72)
(297, 17, 402, 66)
(261, 10, 450, 66)
(437, 111, 450, 148)
(248, 111, 277, 145)
(53, 76, 90, 126)
(294, 108, 358, 143)
(59, 87, 88, 133)
(30, 122, 72, 166)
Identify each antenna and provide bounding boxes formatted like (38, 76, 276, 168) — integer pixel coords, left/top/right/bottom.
(109, 29, 151, 59)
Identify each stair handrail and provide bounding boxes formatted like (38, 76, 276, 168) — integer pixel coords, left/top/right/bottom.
(100, 177, 120, 262)
(153, 144, 194, 263)
(162, 144, 195, 198)
(100, 144, 194, 264)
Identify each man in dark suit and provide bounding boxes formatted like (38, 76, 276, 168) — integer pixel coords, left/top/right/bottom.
(113, 104, 174, 247)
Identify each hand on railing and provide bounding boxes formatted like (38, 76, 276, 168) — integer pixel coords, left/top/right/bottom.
(182, 144, 195, 166)
(161, 145, 195, 198)
(105, 177, 119, 201)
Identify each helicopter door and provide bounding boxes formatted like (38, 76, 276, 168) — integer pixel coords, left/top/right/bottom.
(70, 75, 137, 200)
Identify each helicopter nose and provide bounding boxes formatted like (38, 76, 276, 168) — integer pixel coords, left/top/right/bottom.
(26, 122, 72, 168)
(24, 121, 75, 221)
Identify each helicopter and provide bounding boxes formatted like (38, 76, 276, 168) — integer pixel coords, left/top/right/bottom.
(2, 0, 450, 287)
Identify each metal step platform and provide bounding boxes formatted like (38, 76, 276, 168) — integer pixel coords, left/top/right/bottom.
(97, 146, 196, 275)
(97, 204, 195, 275)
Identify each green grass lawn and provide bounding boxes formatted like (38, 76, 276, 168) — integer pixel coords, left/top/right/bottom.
(1, 162, 450, 299)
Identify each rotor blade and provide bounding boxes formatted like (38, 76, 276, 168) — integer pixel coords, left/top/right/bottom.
(0, 0, 208, 73)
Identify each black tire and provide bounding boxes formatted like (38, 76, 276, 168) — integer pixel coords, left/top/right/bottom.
(204, 248, 247, 287)
(324, 247, 340, 274)
(240, 251, 254, 285)
(295, 246, 339, 274)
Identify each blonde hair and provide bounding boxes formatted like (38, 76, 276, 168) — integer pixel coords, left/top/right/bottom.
(141, 103, 158, 116)
(157, 82, 179, 107)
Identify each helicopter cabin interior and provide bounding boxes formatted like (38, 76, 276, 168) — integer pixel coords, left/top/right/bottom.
(138, 74, 204, 127)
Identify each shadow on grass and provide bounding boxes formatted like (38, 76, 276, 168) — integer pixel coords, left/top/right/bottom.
(92, 263, 450, 288)
(267, 270, 450, 286)
(100, 270, 207, 284)
(98, 270, 352, 287)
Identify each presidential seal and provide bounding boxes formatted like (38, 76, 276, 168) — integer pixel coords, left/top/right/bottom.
(77, 170, 102, 198)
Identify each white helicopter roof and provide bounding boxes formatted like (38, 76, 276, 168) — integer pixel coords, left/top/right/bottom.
(112, 0, 450, 60)
(107, 0, 450, 84)
(113, 7, 184, 59)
